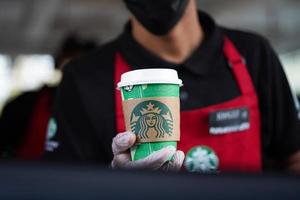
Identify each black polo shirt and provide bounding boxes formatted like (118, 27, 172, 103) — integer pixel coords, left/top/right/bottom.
(44, 11, 300, 170)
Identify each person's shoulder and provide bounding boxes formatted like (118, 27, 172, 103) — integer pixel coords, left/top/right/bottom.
(63, 38, 119, 75)
(6, 90, 40, 106)
(221, 27, 273, 54)
(1, 89, 41, 116)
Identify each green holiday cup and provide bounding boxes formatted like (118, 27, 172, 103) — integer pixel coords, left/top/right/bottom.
(118, 69, 183, 161)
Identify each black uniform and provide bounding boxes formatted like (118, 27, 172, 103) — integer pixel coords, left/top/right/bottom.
(0, 86, 56, 159)
(44, 12, 300, 169)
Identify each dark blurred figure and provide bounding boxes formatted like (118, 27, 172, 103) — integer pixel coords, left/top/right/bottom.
(0, 34, 97, 160)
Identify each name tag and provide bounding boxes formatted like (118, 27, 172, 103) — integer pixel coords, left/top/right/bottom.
(209, 107, 250, 135)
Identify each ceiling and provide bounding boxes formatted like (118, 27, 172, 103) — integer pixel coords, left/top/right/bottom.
(0, 0, 299, 55)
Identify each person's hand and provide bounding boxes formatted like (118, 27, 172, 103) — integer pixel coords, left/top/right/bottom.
(111, 131, 185, 171)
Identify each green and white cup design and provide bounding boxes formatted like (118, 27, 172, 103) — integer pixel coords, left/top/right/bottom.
(118, 69, 182, 161)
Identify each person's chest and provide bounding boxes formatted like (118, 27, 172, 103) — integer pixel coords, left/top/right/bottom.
(178, 61, 242, 111)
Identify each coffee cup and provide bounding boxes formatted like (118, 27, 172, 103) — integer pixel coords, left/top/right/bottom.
(118, 68, 182, 161)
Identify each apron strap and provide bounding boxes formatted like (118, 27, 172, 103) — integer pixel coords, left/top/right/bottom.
(17, 88, 51, 159)
(115, 53, 131, 133)
(223, 36, 257, 96)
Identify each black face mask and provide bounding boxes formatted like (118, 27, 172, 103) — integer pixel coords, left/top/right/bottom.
(123, 0, 189, 35)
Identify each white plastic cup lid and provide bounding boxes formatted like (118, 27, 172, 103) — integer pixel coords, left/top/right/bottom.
(117, 68, 183, 88)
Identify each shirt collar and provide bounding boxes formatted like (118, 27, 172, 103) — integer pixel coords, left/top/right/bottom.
(119, 11, 225, 75)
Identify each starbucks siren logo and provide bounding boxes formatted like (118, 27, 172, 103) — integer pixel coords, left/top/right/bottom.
(185, 146, 219, 173)
(47, 118, 57, 140)
(130, 100, 173, 139)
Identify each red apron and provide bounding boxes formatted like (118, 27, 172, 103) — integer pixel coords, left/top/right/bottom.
(17, 88, 51, 159)
(115, 37, 262, 172)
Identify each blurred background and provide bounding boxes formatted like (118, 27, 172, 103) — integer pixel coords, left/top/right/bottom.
(0, 0, 299, 112)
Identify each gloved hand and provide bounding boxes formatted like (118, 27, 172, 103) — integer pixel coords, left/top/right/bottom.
(111, 131, 185, 171)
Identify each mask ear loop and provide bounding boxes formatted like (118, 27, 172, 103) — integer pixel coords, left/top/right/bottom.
(171, 0, 182, 11)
